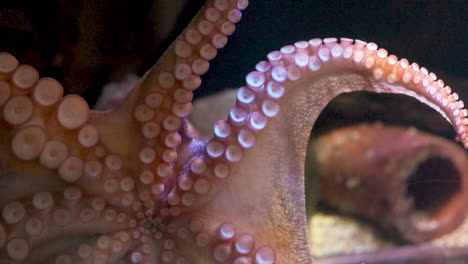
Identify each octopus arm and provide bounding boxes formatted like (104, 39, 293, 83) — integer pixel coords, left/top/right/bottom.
(174, 38, 468, 263)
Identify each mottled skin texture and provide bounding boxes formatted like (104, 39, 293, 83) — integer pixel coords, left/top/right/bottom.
(0, 0, 467, 264)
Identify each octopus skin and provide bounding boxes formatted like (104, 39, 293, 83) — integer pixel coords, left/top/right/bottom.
(0, 0, 467, 264)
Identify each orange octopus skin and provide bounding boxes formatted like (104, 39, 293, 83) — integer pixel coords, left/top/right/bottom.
(0, 0, 467, 264)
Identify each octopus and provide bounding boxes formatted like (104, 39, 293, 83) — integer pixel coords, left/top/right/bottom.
(0, 0, 466, 263)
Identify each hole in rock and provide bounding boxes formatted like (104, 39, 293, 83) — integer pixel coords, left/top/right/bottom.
(405, 157, 461, 215)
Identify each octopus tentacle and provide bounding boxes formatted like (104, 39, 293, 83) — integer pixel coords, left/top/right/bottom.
(163, 38, 468, 263)
(0, 56, 139, 262)
(1, 0, 252, 263)
(102, 0, 250, 217)
(0, 1, 466, 264)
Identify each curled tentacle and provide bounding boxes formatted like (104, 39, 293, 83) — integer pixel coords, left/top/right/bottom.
(167, 38, 468, 263)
